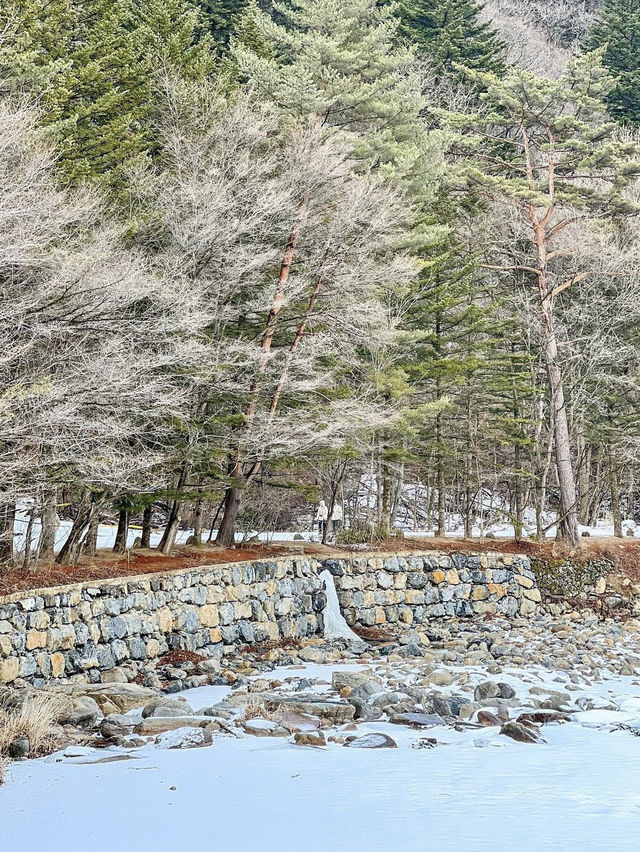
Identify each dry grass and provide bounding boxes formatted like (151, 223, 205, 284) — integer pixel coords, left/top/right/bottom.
(0, 692, 66, 761)
(240, 696, 282, 725)
(0, 754, 8, 785)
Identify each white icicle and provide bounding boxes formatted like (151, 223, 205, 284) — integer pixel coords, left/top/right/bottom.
(319, 569, 361, 642)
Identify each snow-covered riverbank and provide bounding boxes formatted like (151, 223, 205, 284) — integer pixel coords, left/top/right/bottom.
(4, 612, 640, 851)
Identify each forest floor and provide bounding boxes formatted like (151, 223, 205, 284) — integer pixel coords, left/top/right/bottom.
(2, 534, 640, 597)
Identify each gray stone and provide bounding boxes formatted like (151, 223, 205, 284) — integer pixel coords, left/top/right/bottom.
(474, 681, 500, 701)
(345, 733, 397, 749)
(500, 721, 544, 744)
(8, 737, 30, 758)
(389, 713, 447, 729)
(261, 694, 355, 724)
(142, 698, 193, 719)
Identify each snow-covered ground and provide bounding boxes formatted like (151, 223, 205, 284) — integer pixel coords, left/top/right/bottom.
(3, 659, 640, 851)
(10, 510, 639, 562)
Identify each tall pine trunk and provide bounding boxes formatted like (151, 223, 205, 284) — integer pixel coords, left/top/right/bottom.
(216, 483, 242, 548)
(113, 509, 128, 553)
(0, 501, 15, 564)
(141, 505, 153, 549)
(38, 488, 58, 562)
(56, 491, 93, 564)
(159, 466, 189, 555)
(608, 445, 623, 538)
(527, 201, 580, 549)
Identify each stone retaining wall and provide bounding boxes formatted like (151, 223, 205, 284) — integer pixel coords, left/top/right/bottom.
(0, 551, 539, 686)
(330, 551, 539, 626)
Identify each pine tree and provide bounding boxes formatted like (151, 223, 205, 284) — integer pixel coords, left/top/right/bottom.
(1, 0, 214, 192)
(213, 0, 442, 546)
(0, 0, 72, 99)
(455, 50, 640, 546)
(197, 0, 251, 51)
(585, 0, 640, 124)
(134, 0, 214, 80)
(397, 0, 505, 78)
(231, 0, 434, 177)
(53, 0, 152, 189)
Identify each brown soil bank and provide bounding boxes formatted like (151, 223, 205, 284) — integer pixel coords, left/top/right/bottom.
(0, 542, 331, 596)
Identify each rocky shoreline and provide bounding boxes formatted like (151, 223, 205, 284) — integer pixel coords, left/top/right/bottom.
(3, 605, 640, 764)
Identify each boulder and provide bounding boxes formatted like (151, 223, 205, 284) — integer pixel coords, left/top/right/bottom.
(155, 727, 212, 749)
(389, 712, 446, 729)
(261, 694, 355, 724)
(53, 683, 158, 714)
(344, 733, 397, 749)
(476, 710, 504, 727)
(242, 718, 288, 737)
(517, 710, 570, 725)
(278, 712, 322, 733)
(141, 697, 193, 719)
(332, 671, 381, 698)
(474, 681, 500, 701)
(61, 696, 103, 728)
(428, 671, 454, 687)
(292, 731, 326, 747)
(499, 721, 544, 744)
(497, 683, 516, 699)
(8, 737, 30, 759)
(135, 717, 209, 736)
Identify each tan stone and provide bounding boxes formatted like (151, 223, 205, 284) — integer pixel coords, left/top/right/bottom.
(0, 635, 11, 656)
(487, 583, 507, 599)
(472, 601, 497, 615)
(431, 570, 446, 584)
(265, 580, 277, 596)
(0, 657, 19, 684)
(68, 589, 82, 606)
(89, 623, 101, 644)
(199, 605, 220, 628)
(374, 606, 387, 624)
(264, 623, 280, 641)
(595, 577, 606, 595)
(47, 624, 75, 651)
(520, 598, 537, 616)
(394, 573, 407, 590)
(224, 586, 238, 601)
(26, 629, 47, 650)
(234, 602, 252, 620)
(50, 652, 66, 678)
(444, 569, 460, 585)
(399, 609, 413, 625)
(146, 638, 161, 658)
(156, 607, 173, 633)
(363, 591, 375, 607)
(208, 628, 222, 644)
(524, 588, 542, 603)
(471, 586, 489, 601)
(206, 587, 226, 604)
(29, 611, 51, 630)
(514, 574, 534, 589)
(404, 590, 424, 605)
(135, 717, 207, 736)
